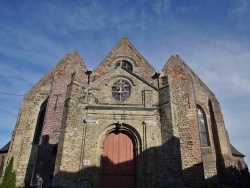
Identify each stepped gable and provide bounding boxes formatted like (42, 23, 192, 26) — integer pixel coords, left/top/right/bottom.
(93, 38, 157, 86)
(24, 51, 87, 99)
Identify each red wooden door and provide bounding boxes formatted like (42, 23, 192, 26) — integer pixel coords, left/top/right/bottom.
(102, 132, 135, 188)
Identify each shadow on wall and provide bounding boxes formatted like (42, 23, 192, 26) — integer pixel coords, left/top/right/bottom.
(0, 156, 5, 177)
(24, 135, 58, 187)
(22, 134, 250, 188)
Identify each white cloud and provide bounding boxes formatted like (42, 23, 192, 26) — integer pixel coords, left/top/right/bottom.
(0, 64, 43, 90)
(152, 0, 170, 15)
(231, 75, 250, 93)
(232, 0, 250, 15)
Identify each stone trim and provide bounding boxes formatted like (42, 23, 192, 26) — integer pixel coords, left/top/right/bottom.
(85, 105, 156, 111)
(142, 120, 156, 126)
(83, 119, 99, 124)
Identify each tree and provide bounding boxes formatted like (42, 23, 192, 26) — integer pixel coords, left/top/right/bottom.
(0, 157, 16, 188)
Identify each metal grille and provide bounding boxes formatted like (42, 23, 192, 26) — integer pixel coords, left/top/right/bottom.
(112, 79, 131, 101)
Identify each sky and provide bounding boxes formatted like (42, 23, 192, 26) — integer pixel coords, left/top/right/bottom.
(0, 0, 250, 166)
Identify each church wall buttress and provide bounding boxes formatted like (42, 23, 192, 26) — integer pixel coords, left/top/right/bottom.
(161, 55, 211, 187)
(158, 76, 183, 187)
(53, 73, 87, 187)
(32, 63, 86, 186)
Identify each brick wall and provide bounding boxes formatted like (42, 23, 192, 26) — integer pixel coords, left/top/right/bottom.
(5, 51, 87, 187)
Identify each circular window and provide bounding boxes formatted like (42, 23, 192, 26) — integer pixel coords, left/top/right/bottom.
(112, 79, 131, 101)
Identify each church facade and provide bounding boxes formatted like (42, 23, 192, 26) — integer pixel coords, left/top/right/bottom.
(1, 38, 249, 187)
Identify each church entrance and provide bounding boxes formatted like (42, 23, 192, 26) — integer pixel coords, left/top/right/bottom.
(101, 131, 135, 188)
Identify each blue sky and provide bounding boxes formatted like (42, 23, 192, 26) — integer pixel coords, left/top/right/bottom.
(0, 0, 250, 165)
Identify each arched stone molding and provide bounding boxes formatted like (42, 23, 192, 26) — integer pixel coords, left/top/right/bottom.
(96, 123, 142, 155)
(196, 101, 212, 141)
(110, 56, 139, 67)
(196, 100, 209, 117)
(96, 122, 142, 167)
(110, 75, 136, 86)
(95, 123, 143, 186)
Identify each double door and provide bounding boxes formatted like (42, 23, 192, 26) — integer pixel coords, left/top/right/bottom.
(102, 132, 135, 188)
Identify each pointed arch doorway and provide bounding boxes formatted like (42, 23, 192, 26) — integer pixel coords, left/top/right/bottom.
(101, 131, 136, 188)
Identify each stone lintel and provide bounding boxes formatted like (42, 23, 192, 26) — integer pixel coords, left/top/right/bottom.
(85, 105, 156, 111)
(83, 119, 98, 124)
(142, 120, 156, 126)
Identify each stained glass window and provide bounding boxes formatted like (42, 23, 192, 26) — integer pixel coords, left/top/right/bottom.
(112, 79, 131, 101)
(197, 106, 210, 147)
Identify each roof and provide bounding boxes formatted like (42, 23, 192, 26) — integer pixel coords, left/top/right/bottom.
(231, 144, 245, 157)
(0, 141, 10, 153)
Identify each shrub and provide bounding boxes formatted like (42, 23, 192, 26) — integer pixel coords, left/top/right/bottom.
(0, 157, 16, 188)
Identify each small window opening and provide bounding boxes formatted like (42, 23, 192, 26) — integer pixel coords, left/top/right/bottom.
(162, 76, 168, 85)
(115, 60, 133, 72)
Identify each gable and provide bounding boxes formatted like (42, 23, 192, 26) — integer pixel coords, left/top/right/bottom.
(86, 67, 158, 108)
(160, 55, 216, 96)
(92, 38, 158, 87)
(25, 51, 87, 98)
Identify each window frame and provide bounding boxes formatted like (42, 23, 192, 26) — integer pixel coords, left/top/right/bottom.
(33, 99, 48, 145)
(115, 60, 133, 72)
(111, 78, 131, 101)
(197, 105, 210, 147)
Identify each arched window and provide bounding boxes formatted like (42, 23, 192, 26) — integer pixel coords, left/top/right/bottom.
(197, 106, 210, 147)
(33, 99, 48, 145)
(115, 60, 133, 72)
